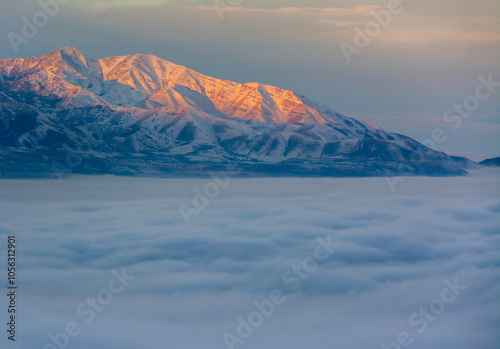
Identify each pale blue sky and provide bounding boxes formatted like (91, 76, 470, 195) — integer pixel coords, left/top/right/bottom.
(1, 0, 499, 159)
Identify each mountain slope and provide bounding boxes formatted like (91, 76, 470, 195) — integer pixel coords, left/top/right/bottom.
(479, 157, 500, 167)
(0, 47, 470, 177)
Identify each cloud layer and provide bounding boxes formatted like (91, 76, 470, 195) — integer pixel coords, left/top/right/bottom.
(0, 170, 499, 348)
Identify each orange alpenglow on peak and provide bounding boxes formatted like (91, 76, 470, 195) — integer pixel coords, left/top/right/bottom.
(1, 47, 348, 125)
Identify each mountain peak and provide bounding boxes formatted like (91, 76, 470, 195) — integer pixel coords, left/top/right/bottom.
(1, 47, 351, 124)
(58, 46, 84, 56)
(40, 46, 93, 68)
(52, 46, 100, 72)
(0, 46, 471, 177)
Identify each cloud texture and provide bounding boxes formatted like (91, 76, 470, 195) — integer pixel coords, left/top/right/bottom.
(0, 170, 499, 348)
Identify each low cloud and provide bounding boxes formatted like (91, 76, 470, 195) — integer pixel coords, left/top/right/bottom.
(0, 172, 499, 348)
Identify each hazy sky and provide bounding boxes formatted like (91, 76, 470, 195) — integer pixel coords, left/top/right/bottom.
(1, 0, 499, 158)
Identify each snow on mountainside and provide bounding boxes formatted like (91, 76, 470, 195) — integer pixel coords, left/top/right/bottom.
(0, 47, 470, 177)
(1, 47, 358, 125)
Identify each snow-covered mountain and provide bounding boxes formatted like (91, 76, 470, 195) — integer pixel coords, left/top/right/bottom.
(0, 47, 469, 177)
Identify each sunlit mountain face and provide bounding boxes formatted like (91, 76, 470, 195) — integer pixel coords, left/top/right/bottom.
(0, 47, 470, 177)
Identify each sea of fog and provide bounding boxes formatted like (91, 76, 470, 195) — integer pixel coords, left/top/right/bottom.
(0, 168, 499, 349)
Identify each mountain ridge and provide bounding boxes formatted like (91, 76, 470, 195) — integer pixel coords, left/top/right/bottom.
(479, 157, 500, 167)
(1, 47, 346, 124)
(0, 47, 471, 178)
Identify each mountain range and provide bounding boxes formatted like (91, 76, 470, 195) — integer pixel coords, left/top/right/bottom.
(0, 46, 471, 178)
